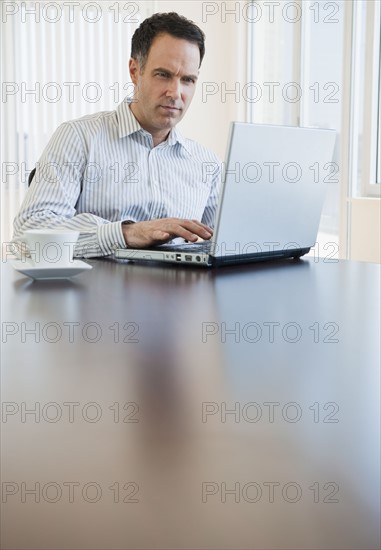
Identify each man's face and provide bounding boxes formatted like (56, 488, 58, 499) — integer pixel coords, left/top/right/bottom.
(129, 33, 200, 140)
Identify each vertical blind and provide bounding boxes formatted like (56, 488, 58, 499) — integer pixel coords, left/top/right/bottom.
(1, 0, 155, 243)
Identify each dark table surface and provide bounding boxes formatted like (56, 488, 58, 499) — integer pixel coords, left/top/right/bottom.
(1, 256, 380, 549)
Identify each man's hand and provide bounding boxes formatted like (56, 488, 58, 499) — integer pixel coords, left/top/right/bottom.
(122, 218, 213, 248)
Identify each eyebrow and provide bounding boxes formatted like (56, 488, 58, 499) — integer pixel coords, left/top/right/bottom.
(153, 67, 199, 81)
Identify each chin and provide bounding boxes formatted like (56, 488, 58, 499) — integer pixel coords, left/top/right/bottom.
(158, 117, 179, 128)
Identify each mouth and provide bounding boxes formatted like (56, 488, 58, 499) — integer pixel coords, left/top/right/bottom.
(159, 105, 181, 113)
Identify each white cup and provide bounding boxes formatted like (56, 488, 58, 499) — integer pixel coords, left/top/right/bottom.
(22, 229, 80, 268)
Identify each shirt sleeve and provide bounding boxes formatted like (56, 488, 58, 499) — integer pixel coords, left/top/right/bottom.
(12, 121, 126, 258)
(201, 157, 222, 229)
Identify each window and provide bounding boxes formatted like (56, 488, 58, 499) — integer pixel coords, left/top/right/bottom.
(377, 50, 381, 185)
(354, 0, 381, 196)
(247, 0, 344, 258)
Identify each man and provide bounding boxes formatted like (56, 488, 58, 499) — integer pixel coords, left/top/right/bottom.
(13, 12, 221, 257)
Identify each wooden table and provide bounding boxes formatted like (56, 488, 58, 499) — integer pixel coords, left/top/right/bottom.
(1, 257, 380, 549)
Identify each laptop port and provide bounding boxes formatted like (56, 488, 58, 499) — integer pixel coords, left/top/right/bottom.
(196, 256, 201, 262)
(176, 254, 181, 261)
(185, 255, 192, 262)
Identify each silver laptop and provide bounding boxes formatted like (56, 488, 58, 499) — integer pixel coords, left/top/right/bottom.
(115, 123, 336, 267)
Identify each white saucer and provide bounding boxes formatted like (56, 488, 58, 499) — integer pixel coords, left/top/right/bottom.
(11, 259, 93, 280)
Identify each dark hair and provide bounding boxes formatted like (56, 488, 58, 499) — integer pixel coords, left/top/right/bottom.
(131, 12, 205, 70)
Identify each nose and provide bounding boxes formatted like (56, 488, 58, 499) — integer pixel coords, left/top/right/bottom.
(165, 78, 181, 102)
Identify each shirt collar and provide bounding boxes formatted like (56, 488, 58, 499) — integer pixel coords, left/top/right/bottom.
(116, 97, 191, 154)
(116, 98, 142, 138)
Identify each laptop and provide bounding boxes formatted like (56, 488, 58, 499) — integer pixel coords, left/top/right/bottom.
(114, 123, 337, 267)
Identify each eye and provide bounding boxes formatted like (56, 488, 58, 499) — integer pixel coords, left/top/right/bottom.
(156, 71, 170, 78)
(183, 77, 196, 84)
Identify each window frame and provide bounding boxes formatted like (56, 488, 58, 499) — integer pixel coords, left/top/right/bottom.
(359, 0, 381, 197)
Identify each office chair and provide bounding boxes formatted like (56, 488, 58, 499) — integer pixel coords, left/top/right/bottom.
(28, 168, 36, 187)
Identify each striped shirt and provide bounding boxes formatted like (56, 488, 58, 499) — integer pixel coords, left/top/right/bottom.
(13, 98, 222, 257)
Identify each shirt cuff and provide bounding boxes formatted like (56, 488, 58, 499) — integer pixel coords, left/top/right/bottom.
(97, 221, 127, 255)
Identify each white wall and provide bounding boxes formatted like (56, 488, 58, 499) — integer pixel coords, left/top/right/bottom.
(350, 198, 381, 263)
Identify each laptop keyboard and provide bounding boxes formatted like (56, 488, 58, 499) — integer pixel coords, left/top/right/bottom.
(158, 242, 212, 253)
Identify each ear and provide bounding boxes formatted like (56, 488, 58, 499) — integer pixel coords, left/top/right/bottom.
(129, 58, 140, 85)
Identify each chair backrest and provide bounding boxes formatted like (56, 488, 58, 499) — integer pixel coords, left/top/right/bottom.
(28, 167, 36, 187)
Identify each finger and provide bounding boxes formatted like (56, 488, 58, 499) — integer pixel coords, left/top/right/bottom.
(179, 220, 213, 237)
(165, 226, 201, 241)
(152, 230, 170, 241)
(191, 219, 214, 232)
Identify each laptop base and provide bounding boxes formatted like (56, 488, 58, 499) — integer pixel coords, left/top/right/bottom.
(114, 247, 311, 267)
(211, 247, 310, 267)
